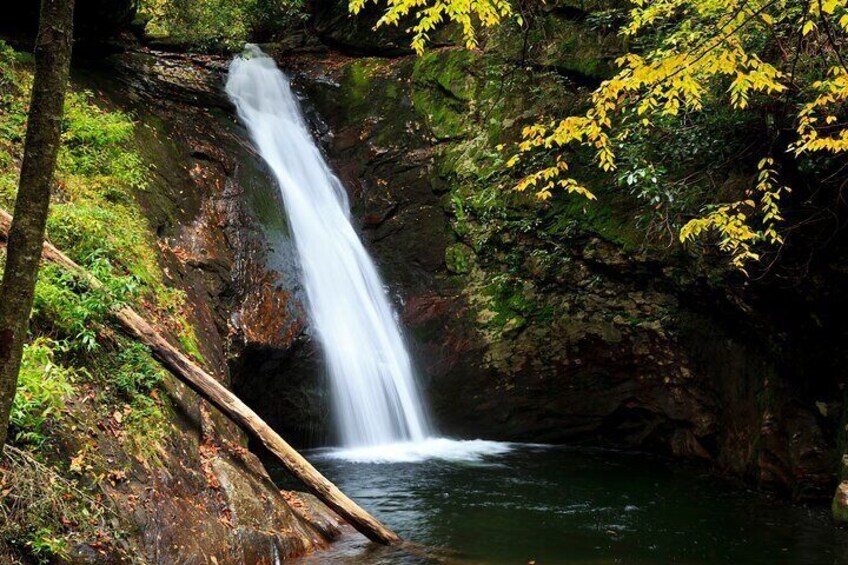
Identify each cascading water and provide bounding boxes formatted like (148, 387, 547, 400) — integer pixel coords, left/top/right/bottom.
(226, 45, 430, 448)
(226, 45, 510, 462)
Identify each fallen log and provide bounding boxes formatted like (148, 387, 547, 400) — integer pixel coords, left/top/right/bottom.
(0, 208, 402, 546)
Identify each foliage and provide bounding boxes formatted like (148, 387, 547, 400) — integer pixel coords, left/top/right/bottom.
(679, 157, 788, 267)
(112, 342, 165, 397)
(140, 0, 308, 47)
(8, 340, 75, 447)
(510, 0, 847, 268)
(0, 41, 190, 467)
(0, 38, 177, 565)
(50, 90, 159, 286)
(360, 0, 848, 269)
(32, 263, 139, 353)
(0, 43, 199, 357)
(350, 0, 514, 53)
(0, 84, 156, 288)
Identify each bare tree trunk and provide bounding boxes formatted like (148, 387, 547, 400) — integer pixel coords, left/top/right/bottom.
(0, 0, 76, 450)
(0, 208, 402, 546)
(111, 306, 403, 545)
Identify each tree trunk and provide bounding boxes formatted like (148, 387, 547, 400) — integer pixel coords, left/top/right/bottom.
(0, 0, 76, 450)
(0, 208, 402, 546)
(111, 306, 403, 545)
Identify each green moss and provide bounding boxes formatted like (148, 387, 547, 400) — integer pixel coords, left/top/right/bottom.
(442, 132, 506, 182)
(411, 85, 466, 139)
(178, 327, 204, 363)
(412, 49, 477, 100)
(411, 49, 480, 140)
(333, 58, 420, 150)
(339, 59, 406, 112)
(546, 187, 646, 250)
(343, 59, 379, 108)
(533, 18, 617, 80)
(474, 274, 538, 334)
(445, 242, 475, 274)
(156, 286, 205, 363)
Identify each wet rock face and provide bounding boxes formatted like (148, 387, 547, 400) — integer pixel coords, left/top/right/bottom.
(272, 27, 846, 499)
(74, 49, 341, 562)
(310, 1, 415, 56)
(82, 3, 844, 506)
(233, 336, 334, 446)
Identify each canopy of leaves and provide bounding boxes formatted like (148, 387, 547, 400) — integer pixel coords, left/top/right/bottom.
(357, 0, 848, 270)
(140, 0, 308, 48)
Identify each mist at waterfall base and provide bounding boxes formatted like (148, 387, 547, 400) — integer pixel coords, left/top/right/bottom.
(225, 45, 508, 464)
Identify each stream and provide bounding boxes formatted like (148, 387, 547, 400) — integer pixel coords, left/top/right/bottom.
(272, 445, 848, 564)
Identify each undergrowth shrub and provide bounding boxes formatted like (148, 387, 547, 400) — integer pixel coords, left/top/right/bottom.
(113, 342, 165, 396)
(0, 445, 117, 564)
(0, 41, 200, 362)
(32, 261, 139, 352)
(8, 339, 75, 448)
(0, 41, 193, 477)
(140, 0, 308, 48)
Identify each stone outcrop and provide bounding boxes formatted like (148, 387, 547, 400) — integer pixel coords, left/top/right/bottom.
(54, 48, 344, 563)
(219, 3, 848, 503)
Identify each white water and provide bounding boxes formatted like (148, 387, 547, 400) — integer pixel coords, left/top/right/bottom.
(226, 45, 511, 462)
(322, 438, 516, 464)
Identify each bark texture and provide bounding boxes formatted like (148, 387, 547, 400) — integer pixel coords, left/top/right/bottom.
(0, 0, 75, 450)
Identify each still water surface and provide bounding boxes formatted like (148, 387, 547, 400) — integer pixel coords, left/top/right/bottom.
(272, 445, 848, 564)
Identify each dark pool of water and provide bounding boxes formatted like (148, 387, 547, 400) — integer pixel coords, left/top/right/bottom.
(270, 445, 848, 564)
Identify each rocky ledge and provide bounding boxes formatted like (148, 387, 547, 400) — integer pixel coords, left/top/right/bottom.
(225, 14, 848, 507)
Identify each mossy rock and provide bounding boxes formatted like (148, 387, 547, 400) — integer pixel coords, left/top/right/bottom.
(533, 17, 619, 82)
(445, 242, 476, 274)
(411, 49, 480, 140)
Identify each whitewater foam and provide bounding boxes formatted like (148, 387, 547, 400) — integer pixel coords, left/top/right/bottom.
(322, 438, 516, 464)
(226, 45, 431, 448)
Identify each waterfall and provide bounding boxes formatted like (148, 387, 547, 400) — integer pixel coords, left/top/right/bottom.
(226, 45, 431, 448)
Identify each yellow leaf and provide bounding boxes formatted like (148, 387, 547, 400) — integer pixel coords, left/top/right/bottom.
(802, 20, 815, 35)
